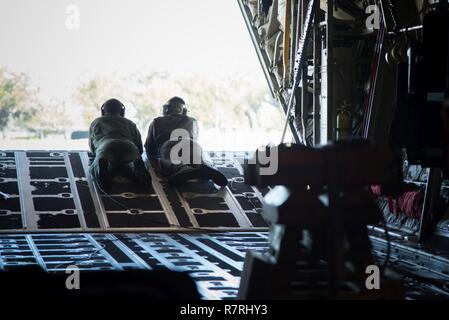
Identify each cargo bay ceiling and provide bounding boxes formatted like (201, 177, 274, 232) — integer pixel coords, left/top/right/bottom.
(238, 0, 429, 147)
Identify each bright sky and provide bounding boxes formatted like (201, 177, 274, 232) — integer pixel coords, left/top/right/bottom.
(0, 0, 264, 101)
(0, 0, 293, 150)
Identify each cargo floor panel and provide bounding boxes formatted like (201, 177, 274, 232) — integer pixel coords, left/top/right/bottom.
(0, 232, 269, 299)
(1, 232, 446, 299)
(0, 150, 269, 232)
(31, 181, 71, 195)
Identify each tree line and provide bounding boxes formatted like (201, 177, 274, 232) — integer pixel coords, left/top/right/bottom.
(0, 66, 283, 138)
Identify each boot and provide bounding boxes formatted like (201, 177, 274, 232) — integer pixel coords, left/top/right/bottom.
(167, 165, 202, 186)
(168, 164, 228, 187)
(199, 164, 228, 186)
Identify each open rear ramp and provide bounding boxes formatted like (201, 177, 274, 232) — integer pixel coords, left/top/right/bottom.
(0, 150, 269, 232)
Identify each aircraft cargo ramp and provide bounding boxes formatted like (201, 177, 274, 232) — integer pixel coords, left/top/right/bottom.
(0, 150, 269, 233)
(1, 150, 449, 300)
(0, 150, 272, 300)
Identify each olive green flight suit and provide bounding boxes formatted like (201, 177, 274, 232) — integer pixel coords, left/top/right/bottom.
(144, 114, 228, 186)
(88, 116, 144, 185)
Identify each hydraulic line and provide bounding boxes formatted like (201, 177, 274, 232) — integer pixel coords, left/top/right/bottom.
(281, 0, 316, 144)
(283, 0, 292, 86)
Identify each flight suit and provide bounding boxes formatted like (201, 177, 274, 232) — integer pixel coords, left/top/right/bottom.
(145, 114, 200, 176)
(89, 116, 147, 187)
(145, 114, 227, 186)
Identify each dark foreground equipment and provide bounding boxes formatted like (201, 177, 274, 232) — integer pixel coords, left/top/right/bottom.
(239, 141, 404, 299)
(0, 266, 200, 303)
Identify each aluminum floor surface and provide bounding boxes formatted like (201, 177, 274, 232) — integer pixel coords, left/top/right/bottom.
(0, 232, 269, 300)
(0, 150, 269, 232)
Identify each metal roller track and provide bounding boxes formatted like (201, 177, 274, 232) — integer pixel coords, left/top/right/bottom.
(0, 232, 270, 300)
(0, 150, 269, 233)
(1, 231, 448, 299)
